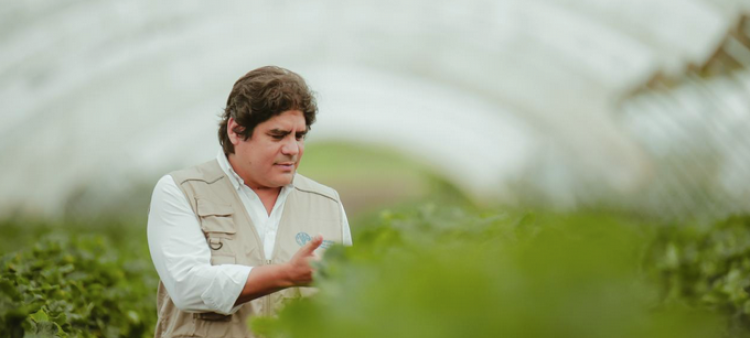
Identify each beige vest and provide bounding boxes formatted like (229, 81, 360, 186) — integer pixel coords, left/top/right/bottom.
(154, 159, 344, 338)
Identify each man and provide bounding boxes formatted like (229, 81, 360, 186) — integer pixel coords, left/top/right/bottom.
(147, 66, 351, 338)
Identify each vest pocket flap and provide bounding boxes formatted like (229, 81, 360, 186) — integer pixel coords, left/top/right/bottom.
(201, 217, 236, 235)
(197, 201, 234, 217)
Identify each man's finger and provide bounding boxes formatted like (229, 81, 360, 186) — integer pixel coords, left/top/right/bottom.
(301, 235, 323, 255)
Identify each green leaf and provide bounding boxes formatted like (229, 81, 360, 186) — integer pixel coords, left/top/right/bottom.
(0, 278, 20, 301)
(29, 309, 50, 323)
(126, 310, 140, 325)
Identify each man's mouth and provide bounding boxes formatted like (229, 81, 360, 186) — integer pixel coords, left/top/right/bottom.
(275, 162, 295, 170)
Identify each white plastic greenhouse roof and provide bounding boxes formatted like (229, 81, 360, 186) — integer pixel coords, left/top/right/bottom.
(0, 0, 749, 217)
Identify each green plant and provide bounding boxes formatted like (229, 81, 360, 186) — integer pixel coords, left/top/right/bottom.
(2, 209, 749, 338)
(648, 215, 750, 336)
(0, 234, 157, 338)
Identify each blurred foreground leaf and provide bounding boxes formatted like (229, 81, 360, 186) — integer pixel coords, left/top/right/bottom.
(253, 208, 732, 338)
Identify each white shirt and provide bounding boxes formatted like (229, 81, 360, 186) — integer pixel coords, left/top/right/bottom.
(147, 152, 352, 315)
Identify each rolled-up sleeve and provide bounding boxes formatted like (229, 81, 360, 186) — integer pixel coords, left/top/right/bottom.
(147, 175, 252, 315)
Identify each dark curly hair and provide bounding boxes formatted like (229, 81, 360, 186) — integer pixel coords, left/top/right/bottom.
(219, 66, 317, 154)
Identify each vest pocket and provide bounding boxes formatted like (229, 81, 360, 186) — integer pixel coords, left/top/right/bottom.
(197, 205, 237, 239)
(200, 217, 236, 239)
(197, 200, 238, 258)
(197, 200, 234, 217)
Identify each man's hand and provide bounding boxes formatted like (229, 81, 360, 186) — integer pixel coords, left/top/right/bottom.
(234, 235, 324, 306)
(284, 235, 323, 286)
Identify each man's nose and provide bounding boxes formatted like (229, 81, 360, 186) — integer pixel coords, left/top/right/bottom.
(281, 138, 299, 156)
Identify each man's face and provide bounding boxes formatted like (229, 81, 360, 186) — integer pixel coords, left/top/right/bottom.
(228, 110, 307, 190)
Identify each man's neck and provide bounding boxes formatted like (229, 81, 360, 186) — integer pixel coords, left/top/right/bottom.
(226, 153, 281, 215)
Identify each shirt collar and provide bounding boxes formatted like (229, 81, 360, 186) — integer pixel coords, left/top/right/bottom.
(216, 151, 295, 191)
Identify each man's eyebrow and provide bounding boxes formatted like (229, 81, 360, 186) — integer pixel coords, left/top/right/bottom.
(268, 128, 308, 134)
(268, 129, 291, 135)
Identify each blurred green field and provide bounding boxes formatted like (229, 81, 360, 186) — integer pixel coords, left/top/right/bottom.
(299, 142, 471, 215)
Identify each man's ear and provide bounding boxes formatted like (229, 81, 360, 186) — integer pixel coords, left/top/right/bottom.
(227, 118, 240, 145)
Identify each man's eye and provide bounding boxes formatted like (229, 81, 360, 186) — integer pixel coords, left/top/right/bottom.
(271, 135, 284, 140)
(296, 134, 306, 140)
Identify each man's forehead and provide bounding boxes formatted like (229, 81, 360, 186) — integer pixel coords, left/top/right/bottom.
(258, 110, 307, 130)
